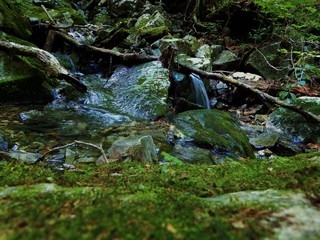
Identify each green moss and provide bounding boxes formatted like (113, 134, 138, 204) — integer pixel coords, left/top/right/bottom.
(0, 0, 32, 39)
(174, 110, 254, 158)
(12, 0, 86, 25)
(0, 152, 319, 239)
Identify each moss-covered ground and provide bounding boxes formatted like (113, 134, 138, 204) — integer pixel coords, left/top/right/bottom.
(0, 152, 320, 239)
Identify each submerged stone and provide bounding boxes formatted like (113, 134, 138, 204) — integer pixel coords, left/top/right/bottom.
(173, 109, 254, 158)
(106, 135, 157, 163)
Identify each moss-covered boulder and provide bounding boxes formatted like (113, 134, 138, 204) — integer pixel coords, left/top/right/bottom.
(0, 50, 53, 103)
(173, 109, 254, 158)
(104, 61, 170, 119)
(0, 0, 32, 39)
(266, 97, 320, 143)
(13, 0, 86, 25)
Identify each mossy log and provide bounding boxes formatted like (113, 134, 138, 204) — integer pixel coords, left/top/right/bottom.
(0, 40, 87, 92)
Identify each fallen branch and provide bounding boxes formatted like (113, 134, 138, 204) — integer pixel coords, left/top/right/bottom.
(53, 30, 158, 63)
(43, 140, 109, 163)
(177, 63, 320, 124)
(0, 40, 87, 92)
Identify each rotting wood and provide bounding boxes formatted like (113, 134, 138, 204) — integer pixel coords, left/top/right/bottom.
(0, 40, 87, 92)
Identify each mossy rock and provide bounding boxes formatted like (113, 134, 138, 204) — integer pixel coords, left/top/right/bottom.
(173, 109, 254, 158)
(13, 0, 86, 25)
(266, 97, 320, 143)
(0, 51, 54, 103)
(0, 0, 32, 39)
(104, 61, 170, 119)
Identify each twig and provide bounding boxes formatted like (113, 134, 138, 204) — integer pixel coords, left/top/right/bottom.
(43, 140, 109, 163)
(41, 4, 56, 25)
(255, 47, 288, 71)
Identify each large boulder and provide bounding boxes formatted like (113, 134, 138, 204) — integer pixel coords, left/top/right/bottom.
(172, 109, 254, 158)
(104, 61, 170, 119)
(266, 97, 320, 144)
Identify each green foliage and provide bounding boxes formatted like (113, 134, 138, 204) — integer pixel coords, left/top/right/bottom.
(253, 0, 320, 41)
(278, 44, 319, 103)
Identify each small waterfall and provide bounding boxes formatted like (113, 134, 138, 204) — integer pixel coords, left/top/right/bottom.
(190, 73, 210, 109)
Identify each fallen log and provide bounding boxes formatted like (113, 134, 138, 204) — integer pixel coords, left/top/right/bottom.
(0, 40, 87, 92)
(177, 63, 320, 124)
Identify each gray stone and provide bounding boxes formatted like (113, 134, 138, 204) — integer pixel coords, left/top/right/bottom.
(249, 132, 279, 149)
(212, 50, 238, 70)
(245, 42, 290, 80)
(158, 38, 193, 56)
(172, 144, 214, 164)
(207, 189, 320, 240)
(266, 97, 320, 144)
(107, 135, 157, 163)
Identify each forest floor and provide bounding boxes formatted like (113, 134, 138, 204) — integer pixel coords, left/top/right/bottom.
(1, 151, 320, 239)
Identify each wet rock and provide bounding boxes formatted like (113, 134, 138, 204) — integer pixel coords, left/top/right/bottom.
(106, 135, 157, 163)
(0, 150, 42, 164)
(266, 97, 320, 144)
(249, 132, 279, 149)
(173, 109, 254, 158)
(104, 61, 170, 119)
(245, 42, 290, 80)
(212, 50, 239, 70)
(171, 144, 214, 164)
(0, 133, 8, 151)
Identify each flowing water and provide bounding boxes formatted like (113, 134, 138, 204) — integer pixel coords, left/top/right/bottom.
(0, 70, 170, 164)
(190, 74, 210, 109)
